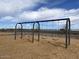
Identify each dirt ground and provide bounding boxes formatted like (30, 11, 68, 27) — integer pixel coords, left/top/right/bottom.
(0, 32, 79, 59)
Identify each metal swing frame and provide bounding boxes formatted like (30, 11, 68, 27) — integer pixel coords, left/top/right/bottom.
(14, 18, 71, 48)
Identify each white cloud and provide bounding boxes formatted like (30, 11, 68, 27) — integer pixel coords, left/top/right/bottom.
(0, 16, 14, 21)
(18, 7, 79, 23)
(0, 0, 78, 29)
(3, 16, 14, 20)
(16, 7, 79, 29)
(18, 8, 65, 21)
(0, 0, 40, 16)
(0, 0, 67, 17)
(18, 11, 39, 21)
(0, 0, 79, 29)
(1, 7, 79, 25)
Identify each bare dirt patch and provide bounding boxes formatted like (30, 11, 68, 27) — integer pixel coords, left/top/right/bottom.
(0, 32, 79, 59)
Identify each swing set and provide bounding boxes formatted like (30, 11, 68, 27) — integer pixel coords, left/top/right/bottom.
(14, 18, 71, 48)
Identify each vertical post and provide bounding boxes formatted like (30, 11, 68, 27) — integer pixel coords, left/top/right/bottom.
(37, 22, 40, 42)
(68, 19, 71, 45)
(32, 23, 35, 43)
(65, 20, 68, 48)
(20, 23, 23, 39)
(15, 24, 17, 40)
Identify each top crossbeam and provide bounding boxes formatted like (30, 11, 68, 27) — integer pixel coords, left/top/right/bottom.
(17, 18, 70, 24)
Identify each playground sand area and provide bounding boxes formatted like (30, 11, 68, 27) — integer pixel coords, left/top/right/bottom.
(0, 32, 79, 59)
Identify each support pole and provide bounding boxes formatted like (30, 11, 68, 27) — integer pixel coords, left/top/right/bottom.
(65, 20, 68, 48)
(68, 19, 71, 45)
(32, 22, 40, 42)
(15, 24, 17, 40)
(20, 24, 23, 39)
(32, 23, 35, 43)
(37, 22, 40, 42)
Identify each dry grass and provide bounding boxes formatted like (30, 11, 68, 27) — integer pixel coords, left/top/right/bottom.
(0, 32, 79, 59)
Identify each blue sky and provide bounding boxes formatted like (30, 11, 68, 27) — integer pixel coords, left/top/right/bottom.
(0, 0, 79, 30)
